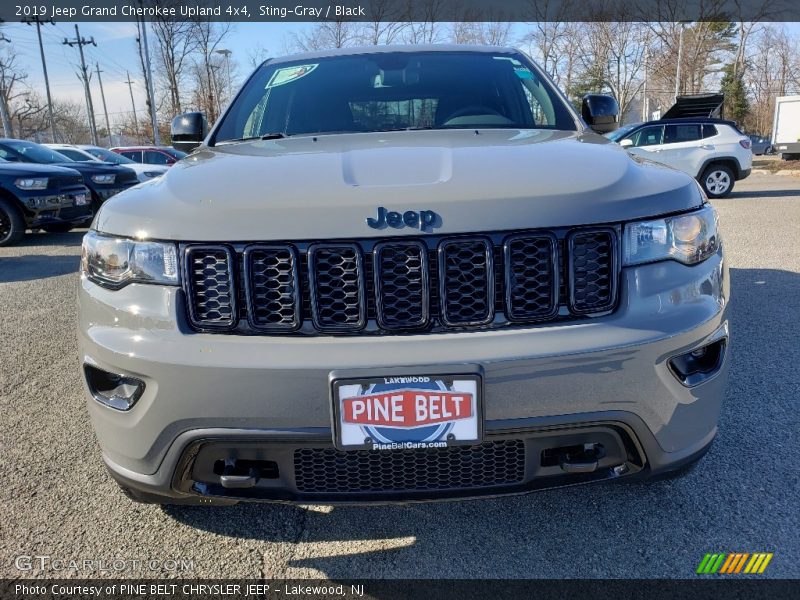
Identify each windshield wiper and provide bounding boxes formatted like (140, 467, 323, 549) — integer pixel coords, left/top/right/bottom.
(216, 133, 288, 145)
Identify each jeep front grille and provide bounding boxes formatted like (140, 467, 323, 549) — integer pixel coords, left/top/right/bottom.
(181, 228, 619, 335)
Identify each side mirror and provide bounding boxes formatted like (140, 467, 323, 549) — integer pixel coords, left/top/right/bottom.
(170, 112, 207, 153)
(582, 94, 620, 134)
(619, 138, 633, 148)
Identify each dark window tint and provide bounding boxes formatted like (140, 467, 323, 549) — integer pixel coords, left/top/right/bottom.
(664, 124, 702, 144)
(702, 125, 718, 138)
(57, 148, 92, 161)
(630, 126, 663, 147)
(120, 151, 142, 163)
(144, 151, 171, 165)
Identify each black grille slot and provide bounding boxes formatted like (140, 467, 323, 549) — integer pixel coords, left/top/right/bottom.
(184, 246, 236, 329)
(568, 229, 618, 314)
(504, 234, 558, 321)
(438, 238, 494, 326)
(374, 241, 429, 330)
(183, 228, 620, 336)
(294, 440, 526, 494)
(308, 244, 366, 332)
(244, 245, 300, 331)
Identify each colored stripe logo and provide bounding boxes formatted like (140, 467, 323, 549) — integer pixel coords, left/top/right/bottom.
(697, 552, 773, 574)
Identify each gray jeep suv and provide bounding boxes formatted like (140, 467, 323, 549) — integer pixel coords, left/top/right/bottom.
(78, 46, 729, 504)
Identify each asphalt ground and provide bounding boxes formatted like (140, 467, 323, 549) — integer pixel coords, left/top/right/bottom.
(1, 173, 798, 579)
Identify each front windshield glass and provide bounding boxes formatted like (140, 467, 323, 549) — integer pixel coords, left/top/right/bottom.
(85, 147, 136, 164)
(213, 51, 576, 144)
(1, 140, 72, 164)
(605, 123, 640, 142)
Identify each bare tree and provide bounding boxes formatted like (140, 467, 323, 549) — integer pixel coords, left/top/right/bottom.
(190, 20, 232, 123)
(287, 20, 360, 52)
(359, 0, 407, 45)
(403, 0, 444, 44)
(151, 3, 198, 117)
(0, 45, 28, 137)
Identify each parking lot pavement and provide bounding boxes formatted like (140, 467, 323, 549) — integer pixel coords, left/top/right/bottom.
(1, 172, 798, 580)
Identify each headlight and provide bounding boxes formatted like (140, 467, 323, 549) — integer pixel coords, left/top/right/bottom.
(143, 171, 163, 178)
(623, 204, 720, 266)
(91, 174, 116, 184)
(81, 231, 179, 289)
(14, 177, 48, 190)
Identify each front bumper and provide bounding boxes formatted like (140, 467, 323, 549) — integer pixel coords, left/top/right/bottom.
(79, 248, 729, 503)
(19, 188, 92, 227)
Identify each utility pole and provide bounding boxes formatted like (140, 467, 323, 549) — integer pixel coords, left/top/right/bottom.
(22, 16, 57, 142)
(674, 23, 685, 101)
(136, 7, 160, 145)
(95, 63, 112, 146)
(63, 25, 98, 145)
(124, 71, 141, 141)
(0, 34, 12, 137)
(642, 46, 649, 122)
(215, 49, 233, 105)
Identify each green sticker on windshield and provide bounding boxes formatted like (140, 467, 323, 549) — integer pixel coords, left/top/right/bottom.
(514, 67, 533, 79)
(266, 64, 318, 88)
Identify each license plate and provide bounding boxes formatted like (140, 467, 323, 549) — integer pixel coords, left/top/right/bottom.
(74, 193, 88, 206)
(332, 374, 482, 451)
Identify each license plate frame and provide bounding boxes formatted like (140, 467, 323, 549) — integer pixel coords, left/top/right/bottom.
(331, 372, 483, 452)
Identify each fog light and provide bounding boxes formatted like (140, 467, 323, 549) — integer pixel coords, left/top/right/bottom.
(668, 338, 726, 387)
(84, 364, 145, 410)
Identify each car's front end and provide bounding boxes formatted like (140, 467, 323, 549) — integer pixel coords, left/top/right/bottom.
(0, 163, 92, 229)
(77, 145, 169, 183)
(0, 139, 139, 207)
(77, 47, 730, 505)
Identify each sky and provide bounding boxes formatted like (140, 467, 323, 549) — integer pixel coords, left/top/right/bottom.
(4, 21, 799, 132)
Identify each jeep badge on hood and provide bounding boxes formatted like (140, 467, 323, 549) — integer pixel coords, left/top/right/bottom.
(367, 207, 440, 231)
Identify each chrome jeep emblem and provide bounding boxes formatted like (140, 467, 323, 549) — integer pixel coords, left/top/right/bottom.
(366, 207, 440, 232)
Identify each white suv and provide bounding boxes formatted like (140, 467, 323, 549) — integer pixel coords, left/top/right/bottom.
(607, 118, 752, 198)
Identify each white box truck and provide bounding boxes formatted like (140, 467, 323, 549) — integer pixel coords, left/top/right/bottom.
(772, 95, 800, 159)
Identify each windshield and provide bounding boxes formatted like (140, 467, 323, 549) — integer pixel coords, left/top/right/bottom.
(213, 51, 576, 144)
(605, 123, 640, 142)
(55, 148, 94, 162)
(0, 140, 72, 164)
(85, 146, 136, 164)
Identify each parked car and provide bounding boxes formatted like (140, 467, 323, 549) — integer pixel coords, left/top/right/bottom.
(110, 146, 187, 166)
(44, 143, 168, 183)
(0, 158, 91, 244)
(0, 139, 139, 215)
(80, 46, 728, 505)
(748, 134, 773, 155)
(606, 118, 752, 197)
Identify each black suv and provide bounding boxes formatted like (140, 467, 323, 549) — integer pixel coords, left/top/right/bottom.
(0, 139, 139, 215)
(0, 160, 91, 245)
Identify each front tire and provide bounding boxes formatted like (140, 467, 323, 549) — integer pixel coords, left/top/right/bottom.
(700, 164, 735, 198)
(0, 197, 26, 246)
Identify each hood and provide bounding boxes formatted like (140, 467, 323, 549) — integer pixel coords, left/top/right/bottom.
(52, 161, 134, 176)
(95, 129, 703, 241)
(0, 162, 83, 178)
